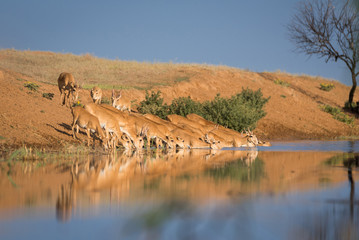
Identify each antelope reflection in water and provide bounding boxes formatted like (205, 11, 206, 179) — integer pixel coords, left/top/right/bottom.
(55, 149, 259, 221)
(56, 184, 73, 222)
(70, 149, 259, 190)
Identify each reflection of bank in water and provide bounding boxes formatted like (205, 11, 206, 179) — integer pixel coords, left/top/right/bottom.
(289, 153, 359, 239)
(204, 151, 263, 183)
(0, 149, 354, 224)
(67, 151, 356, 206)
(70, 149, 260, 192)
(55, 150, 258, 221)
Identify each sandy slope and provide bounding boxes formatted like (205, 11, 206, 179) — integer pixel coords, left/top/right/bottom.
(0, 66, 358, 148)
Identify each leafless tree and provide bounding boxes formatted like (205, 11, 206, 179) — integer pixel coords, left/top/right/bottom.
(288, 0, 359, 108)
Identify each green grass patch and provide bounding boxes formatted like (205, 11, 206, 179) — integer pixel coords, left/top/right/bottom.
(274, 79, 290, 87)
(132, 86, 152, 91)
(320, 104, 354, 125)
(2, 145, 96, 163)
(101, 96, 111, 105)
(72, 101, 84, 107)
(42, 92, 54, 100)
(344, 101, 357, 110)
(319, 83, 334, 91)
(24, 81, 40, 91)
(174, 76, 190, 83)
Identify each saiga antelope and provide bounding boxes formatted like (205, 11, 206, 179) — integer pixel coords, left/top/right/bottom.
(71, 106, 107, 148)
(90, 86, 102, 104)
(111, 89, 132, 112)
(57, 72, 79, 107)
(84, 103, 133, 150)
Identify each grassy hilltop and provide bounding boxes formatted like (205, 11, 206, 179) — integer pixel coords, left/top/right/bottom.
(0, 49, 206, 90)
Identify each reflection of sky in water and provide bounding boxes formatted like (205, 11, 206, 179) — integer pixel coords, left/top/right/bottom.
(226, 140, 359, 152)
(1, 183, 358, 240)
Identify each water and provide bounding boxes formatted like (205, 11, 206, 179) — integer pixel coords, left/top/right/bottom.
(1, 141, 359, 240)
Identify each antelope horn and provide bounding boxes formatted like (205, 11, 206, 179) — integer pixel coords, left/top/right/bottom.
(247, 128, 251, 135)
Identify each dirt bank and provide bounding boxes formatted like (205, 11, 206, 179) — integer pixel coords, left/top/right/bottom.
(0, 66, 358, 148)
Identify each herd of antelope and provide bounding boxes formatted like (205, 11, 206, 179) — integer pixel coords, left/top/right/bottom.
(57, 72, 270, 151)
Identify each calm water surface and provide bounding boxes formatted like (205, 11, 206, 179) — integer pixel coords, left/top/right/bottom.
(1, 141, 359, 240)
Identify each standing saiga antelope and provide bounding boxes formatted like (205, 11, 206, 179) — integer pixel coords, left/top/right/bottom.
(90, 86, 102, 104)
(57, 72, 79, 107)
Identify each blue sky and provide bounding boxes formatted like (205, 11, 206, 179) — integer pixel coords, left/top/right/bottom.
(0, 0, 352, 85)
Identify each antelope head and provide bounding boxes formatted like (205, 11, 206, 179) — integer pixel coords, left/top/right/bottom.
(175, 136, 185, 149)
(71, 84, 79, 102)
(111, 89, 122, 109)
(120, 134, 133, 150)
(165, 135, 176, 149)
(245, 129, 259, 147)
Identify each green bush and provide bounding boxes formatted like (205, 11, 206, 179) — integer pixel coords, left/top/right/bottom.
(202, 89, 269, 131)
(320, 104, 354, 125)
(138, 88, 270, 132)
(137, 90, 168, 119)
(344, 101, 357, 110)
(168, 96, 204, 116)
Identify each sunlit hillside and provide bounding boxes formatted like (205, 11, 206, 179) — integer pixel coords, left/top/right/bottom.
(0, 49, 358, 146)
(0, 49, 210, 90)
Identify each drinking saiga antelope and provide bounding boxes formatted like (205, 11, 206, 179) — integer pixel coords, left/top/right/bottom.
(143, 113, 185, 148)
(84, 103, 135, 150)
(96, 104, 145, 150)
(100, 105, 175, 149)
(186, 113, 259, 147)
(71, 106, 107, 148)
(57, 72, 79, 107)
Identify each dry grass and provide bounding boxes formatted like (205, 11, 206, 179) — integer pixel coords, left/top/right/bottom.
(0, 49, 211, 90)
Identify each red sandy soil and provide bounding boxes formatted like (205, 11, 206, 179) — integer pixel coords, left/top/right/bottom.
(0, 67, 358, 148)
